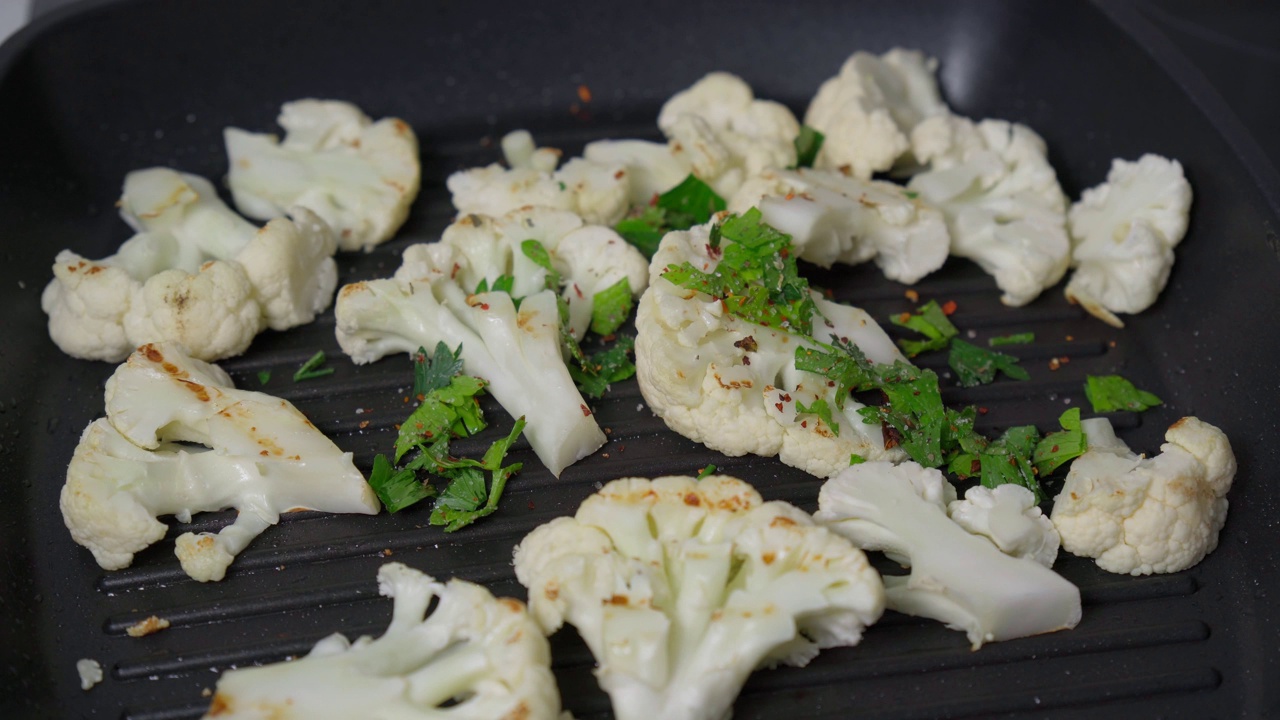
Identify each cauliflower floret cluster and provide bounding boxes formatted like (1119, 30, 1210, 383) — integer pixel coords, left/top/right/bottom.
(1051, 416, 1235, 575)
(907, 114, 1070, 306)
(60, 343, 379, 582)
(513, 474, 884, 720)
(202, 563, 562, 720)
(41, 168, 338, 362)
(225, 99, 421, 251)
(948, 484, 1061, 568)
(448, 129, 631, 226)
(1063, 154, 1193, 327)
(817, 462, 1081, 648)
(729, 166, 950, 283)
(635, 221, 906, 478)
(804, 48, 950, 178)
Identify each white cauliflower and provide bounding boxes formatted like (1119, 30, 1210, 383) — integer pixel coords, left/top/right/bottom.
(804, 48, 950, 178)
(1050, 416, 1235, 575)
(76, 659, 103, 691)
(817, 462, 1082, 649)
(60, 343, 378, 582)
(908, 115, 1070, 306)
(398, 207, 647, 340)
(583, 138, 692, 205)
(202, 563, 561, 720)
(513, 474, 883, 720)
(948, 484, 1061, 567)
(447, 129, 630, 225)
(225, 99, 420, 251)
(729, 167, 950, 283)
(334, 278, 604, 478)
(42, 168, 339, 361)
(635, 220, 905, 478)
(1064, 154, 1193, 327)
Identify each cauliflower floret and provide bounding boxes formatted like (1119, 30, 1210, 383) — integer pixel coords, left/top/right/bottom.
(635, 222, 905, 478)
(908, 115, 1069, 306)
(1064, 154, 1193, 326)
(396, 207, 647, 340)
(76, 659, 103, 691)
(225, 99, 420, 251)
(948, 484, 1061, 567)
(447, 129, 630, 225)
(804, 48, 950, 178)
(41, 252, 137, 361)
(1050, 417, 1235, 575)
(513, 475, 883, 720)
(202, 563, 561, 719)
(60, 343, 379, 581)
(584, 139, 693, 206)
(729, 167, 950, 283)
(122, 261, 264, 362)
(236, 208, 340, 330)
(817, 462, 1081, 648)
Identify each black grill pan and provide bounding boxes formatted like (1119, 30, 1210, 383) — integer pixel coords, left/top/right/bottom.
(2, 1, 1279, 718)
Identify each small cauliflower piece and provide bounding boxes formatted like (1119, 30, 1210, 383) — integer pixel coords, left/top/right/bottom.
(122, 261, 264, 362)
(513, 475, 884, 720)
(236, 208, 340, 331)
(817, 462, 1081, 648)
(448, 129, 630, 226)
(635, 222, 904, 478)
(584, 138, 692, 206)
(202, 563, 561, 720)
(805, 48, 950, 178)
(42, 252, 137, 362)
(76, 659, 103, 691)
(225, 99, 420, 251)
(1051, 416, 1235, 575)
(948, 484, 1061, 568)
(908, 115, 1070, 306)
(1064, 154, 1193, 326)
(60, 343, 378, 581)
(729, 167, 950, 283)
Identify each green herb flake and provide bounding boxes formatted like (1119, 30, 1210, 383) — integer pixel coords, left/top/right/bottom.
(657, 174, 726, 227)
(1085, 375, 1163, 413)
(413, 342, 465, 398)
(796, 397, 838, 436)
(794, 339, 877, 410)
(368, 453, 436, 513)
(696, 464, 717, 480)
(792, 125, 825, 169)
(569, 336, 637, 398)
(859, 362, 949, 468)
(904, 190, 919, 200)
(256, 370, 271, 385)
(988, 332, 1034, 347)
(429, 418, 526, 532)
(520, 239, 561, 291)
(615, 206, 669, 259)
(948, 339, 1029, 387)
(976, 425, 1045, 502)
(590, 277, 633, 336)
(1034, 407, 1089, 477)
(849, 454, 866, 465)
(890, 300, 958, 357)
(293, 351, 335, 382)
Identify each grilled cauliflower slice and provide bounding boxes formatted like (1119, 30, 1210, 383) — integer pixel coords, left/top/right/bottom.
(908, 115, 1070, 306)
(448, 129, 630, 226)
(1050, 417, 1235, 575)
(225, 99, 420, 250)
(202, 563, 561, 720)
(1064, 154, 1193, 326)
(804, 48, 950, 178)
(60, 343, 378, 581)
(729, 167, 950, 283)
(513, 474, 884, 720)
(948, 484, 1061, 568)
(818, 462, 1081, 649)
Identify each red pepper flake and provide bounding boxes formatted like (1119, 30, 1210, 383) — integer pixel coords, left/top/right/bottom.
(733, 336, 758, 352)
(1059, 356, 1071, 364)
(801, 420, 808, 428)
(1108, 340, 1117, 348)
(580, 404, 592, 416)
(604, 427, 612, 434)
(577, 84, 592, 103)
(480, 303, 490, 310)
(1051, 444, 1060, 453)
(450, 262, 461, 279)
(602, 453, 610, 459)
(774, 402, 785, 412)
(823, 287, 834, 299)
(358, 420, 370, 429)
(573, 283, 584, 299)
(648, 193, 660, 207)
(784, 191, 796, 201)
(403, 396, 410, 404)
(898, 312, 912, 323)
(779, 248, 790, 259)
(904, 289, 920, 302)
(742, 356, 751, 365)
(1065, 335, 1075, 342)
(1048, 357, 1062, 371)
(941, 300, 958, 316)
(618, 444, 626, 453)
(382, 549, 393, 557)
(479, 135, 493, 148)
(978, 407, 989, 415)
(779, 393, 792, 402)
(527, 500, 536, 510)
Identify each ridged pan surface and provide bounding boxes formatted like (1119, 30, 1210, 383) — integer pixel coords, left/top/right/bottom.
(1, 1, 1278, 718)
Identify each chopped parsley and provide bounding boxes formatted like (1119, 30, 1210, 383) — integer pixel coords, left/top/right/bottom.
(1033, 408, 1088, 477)
(1085, 374, 1163, 413)
(615, 174, 726, 257)
(792, 125, 825, 169)
(890, 300, 958, 357)
(569, 335, 637, 398)
(256, 370, 271, 385)
(293, 351, 335, 382)
(988, 332, 1034, 347)
(475, 275, 515, 295)
(948, 339, 1029, 387)
(796, 397, 838, 436)
(590, 277, 632, 336)
(696, 464, 717, 480)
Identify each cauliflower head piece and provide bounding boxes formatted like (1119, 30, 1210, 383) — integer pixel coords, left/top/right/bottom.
(448, 129, 630, 226)
(1064, 154, 1193, 326)
(1050, 416, 1235, 575)
(513, 474, 884, 720)
(804, 48, 950, 179)
(908, 115, 1070, 306)
(636, 221, 904, 478)
(948, 484, 1061, 568)
(203, 563, 561, 720)
(729, 167, 950, 283)
(225, 99, 420, 251)
(60, 343, 378, 581)
(817, 462, 1082, 648)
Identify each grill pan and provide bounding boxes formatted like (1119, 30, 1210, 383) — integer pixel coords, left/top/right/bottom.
(2, 1, 1279, 717)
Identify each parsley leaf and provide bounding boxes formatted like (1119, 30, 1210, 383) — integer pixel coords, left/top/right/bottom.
(256, 370, 271, 385)
(890, 300, 958, 357)
(590, 277, 633, 336)
(859, 362, 949, 468)
(977, 425, 1045, 502)
(614, 175, 727, 258)
(949, 339, 1029, 387)
(413, 342, 464, 398)
(696, 464, 717, 480)
(796, 397, 838, 436)
(849, 454, 866, 465)
(368, 453, 435, 513)
(520, 239, 560, 291)
(793, 339, 877, 409)
(792, 125, 825, 169)
(1085, 375, 1163, 413)
(1034, 407, 1089, 476)
(429, 418, 526, 532)
(989, 332, 1034, 347)
(293, 350, 335, 381)
(615, 206, 670, 258)
(394, 375, 487, 462)
(569, 336, 636, 398)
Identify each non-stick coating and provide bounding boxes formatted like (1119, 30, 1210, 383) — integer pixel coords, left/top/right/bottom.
(2, 1, 1279, 718)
